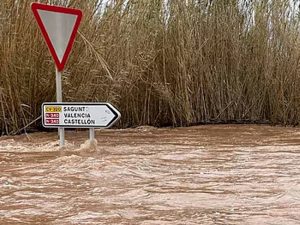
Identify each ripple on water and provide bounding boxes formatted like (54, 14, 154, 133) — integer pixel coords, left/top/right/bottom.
(0, 125, 300, 224)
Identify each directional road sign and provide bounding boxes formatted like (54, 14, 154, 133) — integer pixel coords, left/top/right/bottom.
(42, 103, 121, 128)
(31, 3, 82, 71)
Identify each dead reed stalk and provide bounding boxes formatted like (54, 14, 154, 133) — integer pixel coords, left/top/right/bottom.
(1, 0, 300, 134)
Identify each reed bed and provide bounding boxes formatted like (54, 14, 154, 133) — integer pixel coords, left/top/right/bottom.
(1, 0, 300, 134)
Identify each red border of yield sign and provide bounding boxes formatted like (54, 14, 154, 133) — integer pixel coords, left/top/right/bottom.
(31, 3, 83, 71)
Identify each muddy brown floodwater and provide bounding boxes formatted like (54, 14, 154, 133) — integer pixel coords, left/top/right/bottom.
(0, 125, 300, 225)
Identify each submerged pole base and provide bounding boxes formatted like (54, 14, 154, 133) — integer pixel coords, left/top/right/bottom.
(59, 128, 65, 148)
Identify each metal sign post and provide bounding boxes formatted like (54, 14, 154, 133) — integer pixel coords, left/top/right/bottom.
(55, 67, 65, 147)
(32, 3, 83, 149)
(89, 128, 95, 144)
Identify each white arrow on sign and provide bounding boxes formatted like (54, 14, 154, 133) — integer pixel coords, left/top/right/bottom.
(42, 103, 121, 128)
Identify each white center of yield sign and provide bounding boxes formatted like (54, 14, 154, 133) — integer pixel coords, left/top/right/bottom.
(37, 10, 77, 62)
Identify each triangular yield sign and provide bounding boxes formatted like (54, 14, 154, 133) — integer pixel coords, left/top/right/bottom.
(31, 3, 83, 71)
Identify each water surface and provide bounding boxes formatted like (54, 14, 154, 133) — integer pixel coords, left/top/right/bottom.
(0, 125, 299, 224)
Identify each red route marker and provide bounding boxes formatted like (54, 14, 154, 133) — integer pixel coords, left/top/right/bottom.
(46, 113, 60, 119)
(46, 119, 60, 125)
(31, 3, 83, 71)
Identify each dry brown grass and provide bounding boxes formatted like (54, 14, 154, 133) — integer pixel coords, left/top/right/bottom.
(1, 0, 300, 134)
